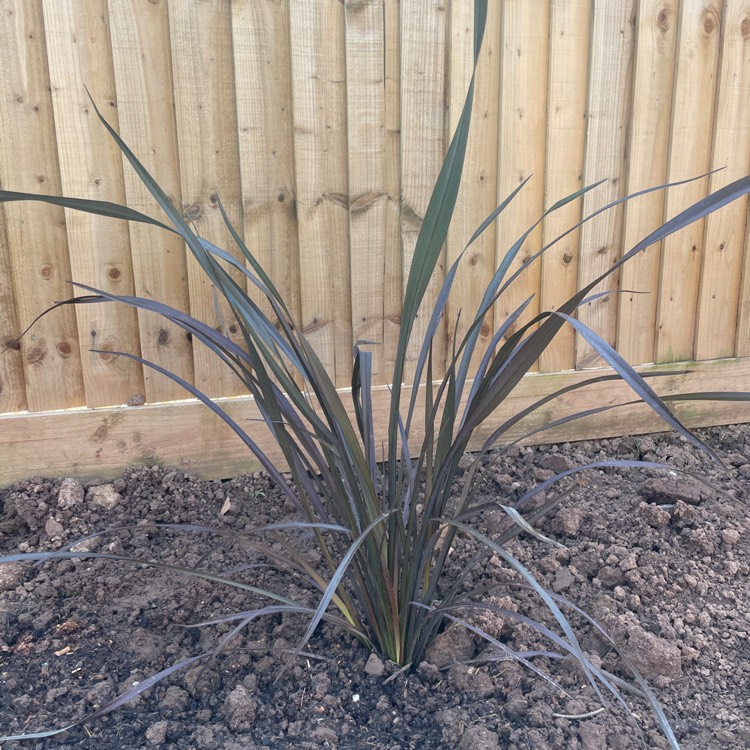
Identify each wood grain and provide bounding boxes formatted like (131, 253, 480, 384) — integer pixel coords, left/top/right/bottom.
(168, 0, 246, 397)
(576, 0, 635, 370)
(288, 0, 352, 388)
(446, 0, 501, 377)
(108, 0, 194, 403)
(345, 0, 388, 382)
(0, 204, 26, 413)
(232, 0, 300, 330)
(42, 0, 144, 407)
(0, 0, 85, 411)
(382, 0, 403, 382)
(400, 0, 448, 382)
(617, 0, 677, 366)
(539, 0, 592, 374)
(655, 0, 722, 363)
(494, 1, 550, 373)
(694, 0, 750, 360)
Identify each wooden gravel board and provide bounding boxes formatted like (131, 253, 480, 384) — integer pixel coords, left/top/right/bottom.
(3, 358, 750, 487)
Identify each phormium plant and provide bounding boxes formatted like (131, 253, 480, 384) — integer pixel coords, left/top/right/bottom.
(2, 3, 750, 746)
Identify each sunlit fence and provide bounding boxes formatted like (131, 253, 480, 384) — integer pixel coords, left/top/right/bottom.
(1, 1, 749, 484)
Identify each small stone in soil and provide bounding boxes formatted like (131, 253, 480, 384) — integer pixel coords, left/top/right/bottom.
(364, 652, 385, 677)
(87, 483, 122, 510)
(57, 478, 84, 508)
(458, 724, 501, 749)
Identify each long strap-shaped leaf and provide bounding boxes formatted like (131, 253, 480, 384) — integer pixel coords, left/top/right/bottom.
(0, 190, 174, 231)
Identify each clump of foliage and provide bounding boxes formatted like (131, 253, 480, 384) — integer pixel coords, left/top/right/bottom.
(2, 2, 749, 745)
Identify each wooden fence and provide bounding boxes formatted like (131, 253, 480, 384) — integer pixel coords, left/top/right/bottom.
(1, 0, 750, 485)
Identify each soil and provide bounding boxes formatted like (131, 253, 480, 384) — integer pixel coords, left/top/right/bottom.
(1, 424, 749, 750)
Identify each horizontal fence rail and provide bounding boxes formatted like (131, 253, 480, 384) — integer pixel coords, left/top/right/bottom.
(1, 0, 750, 484)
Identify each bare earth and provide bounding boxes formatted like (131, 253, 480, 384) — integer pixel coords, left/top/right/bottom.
(1, 424, 748, 749)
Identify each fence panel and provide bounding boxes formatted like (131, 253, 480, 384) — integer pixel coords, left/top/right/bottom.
(2, 0, 750, 485)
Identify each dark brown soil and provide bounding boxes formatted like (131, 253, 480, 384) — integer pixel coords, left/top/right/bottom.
(1, 425, 749, 750)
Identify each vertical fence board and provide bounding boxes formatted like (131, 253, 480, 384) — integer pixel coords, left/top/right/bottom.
(288, 0, 352, 388)
(655, 0, 722, 363)
(694, 0, 750, 360)
(540, 0, 592, 373)
(168, 0, 245, 398)
(382, 0, 402, 381)
(400, 0, 448, 381)
(617, 0, 677, 365)
(0, 0, 85, 412)
(42, 0, 143, 407)
(736, 208, 750, 356)
(495, 2, 549, 372)
(345, 0, 388, 383)
(576, 0, 635, 370)
(231, 0, 300, 335)
(109, 0, 193, 403)
(446, 0, 501, 374)
(0, 206, 26, 413)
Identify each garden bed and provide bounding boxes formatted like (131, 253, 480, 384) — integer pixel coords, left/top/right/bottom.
(1, 425, 748, 749)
